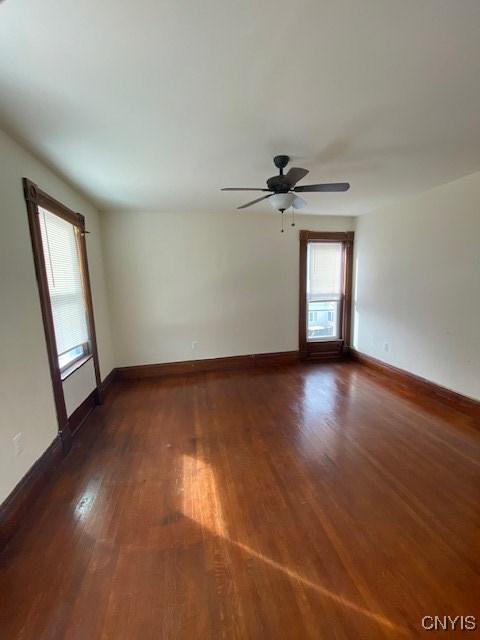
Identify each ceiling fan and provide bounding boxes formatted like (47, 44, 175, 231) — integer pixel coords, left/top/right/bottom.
(221, 155, 350, 212)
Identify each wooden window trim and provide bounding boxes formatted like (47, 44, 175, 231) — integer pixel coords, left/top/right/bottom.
(23, 178, 101, 451)
(299, 230, 354, 360)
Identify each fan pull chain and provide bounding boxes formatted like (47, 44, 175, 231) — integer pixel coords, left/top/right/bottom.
(291, 207, 296, 227)
(281, 211, 284, 233)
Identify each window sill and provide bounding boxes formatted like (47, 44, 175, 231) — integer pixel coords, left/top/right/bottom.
(301, 339, 345, 360)
(60, 354, 93, 382)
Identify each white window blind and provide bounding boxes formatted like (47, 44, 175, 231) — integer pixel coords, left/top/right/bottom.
(306, 242, 343, 302)
(39, 207, 89, 360)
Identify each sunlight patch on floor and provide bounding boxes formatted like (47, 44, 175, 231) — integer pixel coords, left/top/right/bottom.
(180, 454, 405, 635)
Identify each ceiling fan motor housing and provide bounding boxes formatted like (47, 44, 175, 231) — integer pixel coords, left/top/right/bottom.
(268, 155, 292, 191)
(266, 175, 291, 192)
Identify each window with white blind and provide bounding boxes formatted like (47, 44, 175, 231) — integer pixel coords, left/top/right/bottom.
(38, 207, 90, 372)
(299, 231, 353, 358)
(306, 242, 343, 341)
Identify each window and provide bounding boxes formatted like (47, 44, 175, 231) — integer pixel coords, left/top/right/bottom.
(299, 231, 354, 358)
(23, 178, 101, 447)
(39, 207, 90, 372)
(306, 242, 343, 341)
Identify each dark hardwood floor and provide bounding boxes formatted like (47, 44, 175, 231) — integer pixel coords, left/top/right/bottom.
(1, 361, 480, 639)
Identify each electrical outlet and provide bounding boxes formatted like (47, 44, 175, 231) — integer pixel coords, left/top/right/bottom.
(191, 341, 199, 351)
(13, 432, 24, 456)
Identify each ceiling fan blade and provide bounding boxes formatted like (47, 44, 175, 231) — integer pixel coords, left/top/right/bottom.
(294, 182, 350, 193)
(237, 194, 273, 209)
(293, 195, 307, 209)
(221, 187, 270, 192)
(285, 167, 309, 187)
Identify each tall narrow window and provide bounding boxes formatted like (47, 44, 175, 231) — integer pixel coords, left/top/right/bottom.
(23, 178, 100, 448)
(299, 231, 354, 359)
(307, 242, 343, 341)
(39, 207, 90, 372)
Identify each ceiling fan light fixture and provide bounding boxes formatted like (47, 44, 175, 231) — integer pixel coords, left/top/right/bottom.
(292, 195, 307, 209)
(269, 192, 295, 211)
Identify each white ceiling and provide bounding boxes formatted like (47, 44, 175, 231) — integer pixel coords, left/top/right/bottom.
(1, 0, 480, 215)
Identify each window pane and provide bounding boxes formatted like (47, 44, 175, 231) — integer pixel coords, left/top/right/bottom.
(58, 345, 85, 370)
(306, 242, 343, 341)
(38, 208, 89, 365)
(307, 300, 339, 340)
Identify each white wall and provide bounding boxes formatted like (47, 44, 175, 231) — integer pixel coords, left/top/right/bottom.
(353, 170, 480, 401)
(0, 129, 114, 502)
(102, 211, 355, 366)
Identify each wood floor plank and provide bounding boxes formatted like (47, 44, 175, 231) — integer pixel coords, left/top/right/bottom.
(1, 361, 480, 638)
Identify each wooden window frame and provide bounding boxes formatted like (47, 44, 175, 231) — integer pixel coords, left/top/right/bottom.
(299, 230, 354, 359)
(23, 178, 101, 450)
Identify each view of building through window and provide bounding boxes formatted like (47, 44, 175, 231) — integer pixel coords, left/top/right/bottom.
(307, 301, 338, 339)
